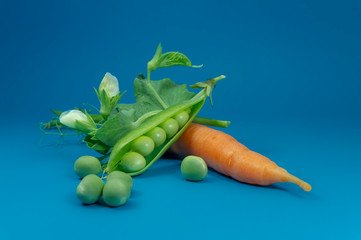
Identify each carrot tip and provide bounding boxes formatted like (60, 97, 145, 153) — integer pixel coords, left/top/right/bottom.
(286, 174, 312, 192)
(300, 182, 312, 192)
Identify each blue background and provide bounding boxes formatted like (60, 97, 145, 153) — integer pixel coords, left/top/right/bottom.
(1, 0, 360, 239)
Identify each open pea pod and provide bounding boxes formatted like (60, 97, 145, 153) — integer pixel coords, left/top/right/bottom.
(105, 75, 225, 176)
(105, 95, 204, 175)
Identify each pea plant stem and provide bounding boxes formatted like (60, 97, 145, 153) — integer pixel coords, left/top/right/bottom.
(146, 71, 169, 109)
(192, 116, 230, 128)
(213, 75, 226, 83)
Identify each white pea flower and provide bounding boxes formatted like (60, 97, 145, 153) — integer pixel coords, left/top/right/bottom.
(99, 73, 120, 98)
(96, 72, 124, 120)
(59, 110, 96, 132)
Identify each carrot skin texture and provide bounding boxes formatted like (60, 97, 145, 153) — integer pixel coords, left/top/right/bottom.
(170, 123, 311, 191)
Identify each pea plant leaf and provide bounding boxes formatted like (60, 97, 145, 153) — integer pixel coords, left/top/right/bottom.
(147, 43, 202, 74)
(94, 74, 197, 146)
(133, 74, 196, 109)
(83, 135, 110, 155)
(95, 102, 161, 146)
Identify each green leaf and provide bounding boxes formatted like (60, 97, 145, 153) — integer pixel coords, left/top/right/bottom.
(147, 43, 163, 72)
(51, 109, 62, 116)
(95, 102, 162, 146)
(158, 52, 201, 69)
(94, 87, 100, 99)
(84, 110, 97, 128)
(84, 135, 110, 155)
(147, 44, 202, 74)
(94, 74, 197, 146)
(134, 74, 196, 109)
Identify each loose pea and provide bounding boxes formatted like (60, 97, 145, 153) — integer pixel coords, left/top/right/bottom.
(174, 111, 189, 128)
(160, 118, 179, 139)
(181, 156, 208, 181)
(74, 156, 101, 178)
(103, 179, 131, 207)
(145, 127, 167, 148)
(76, 174, 104, 204)
(131, 136, 155, 156)
(120, 152, 146, 173)
(107, 171, 133, 190)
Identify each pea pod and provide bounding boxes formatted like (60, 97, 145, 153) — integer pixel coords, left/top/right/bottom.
(106, 99, 203, 174)
(105, 75, 225, 176)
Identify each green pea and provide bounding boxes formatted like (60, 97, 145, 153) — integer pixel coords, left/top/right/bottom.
(131, 136, 155, 156)
(120, 152, 146, 173)
(76, 174, 104, 204)
(74, 155, 101, 178)
(103, 179, 131, 207)
(174, 111, 189, 128)
(181, 156, 208, 181)
(160, 118, 179, 139)
(145, 127, 167, 148)
(107, 171, 133, 190)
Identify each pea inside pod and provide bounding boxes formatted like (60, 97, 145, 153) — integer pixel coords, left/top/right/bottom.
(131, 136, 155, 156)
(145, 127, 166, 148)
(120, 152, 146, 173)
(174, 111, 189, 128)
(160, 118, 179, 139)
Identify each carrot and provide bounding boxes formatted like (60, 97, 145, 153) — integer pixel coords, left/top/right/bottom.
(170, 123, 312, 191)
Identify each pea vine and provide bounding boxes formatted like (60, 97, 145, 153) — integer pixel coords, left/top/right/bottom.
(40, 44, 230, 160)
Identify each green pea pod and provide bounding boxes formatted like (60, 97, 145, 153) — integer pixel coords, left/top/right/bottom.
(105, 76, 225, 176)
(106, 97, 204, 175)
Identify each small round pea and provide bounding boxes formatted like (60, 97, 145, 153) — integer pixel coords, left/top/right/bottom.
(160, 118, 179, 139)
(131, 136, 155, 156)
(145, 127, 167, 148)
(120, 152, 146, 173)
(76, 174, 104, 204)
(181, 156, 208, 181)
(103, 179, 131, 207)
(174, 111, 189, 128)
(74, 155, 101, 178)
(107, 171, 133, 190)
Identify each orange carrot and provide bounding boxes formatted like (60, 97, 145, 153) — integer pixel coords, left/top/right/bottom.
(170, 123, 311, 191)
